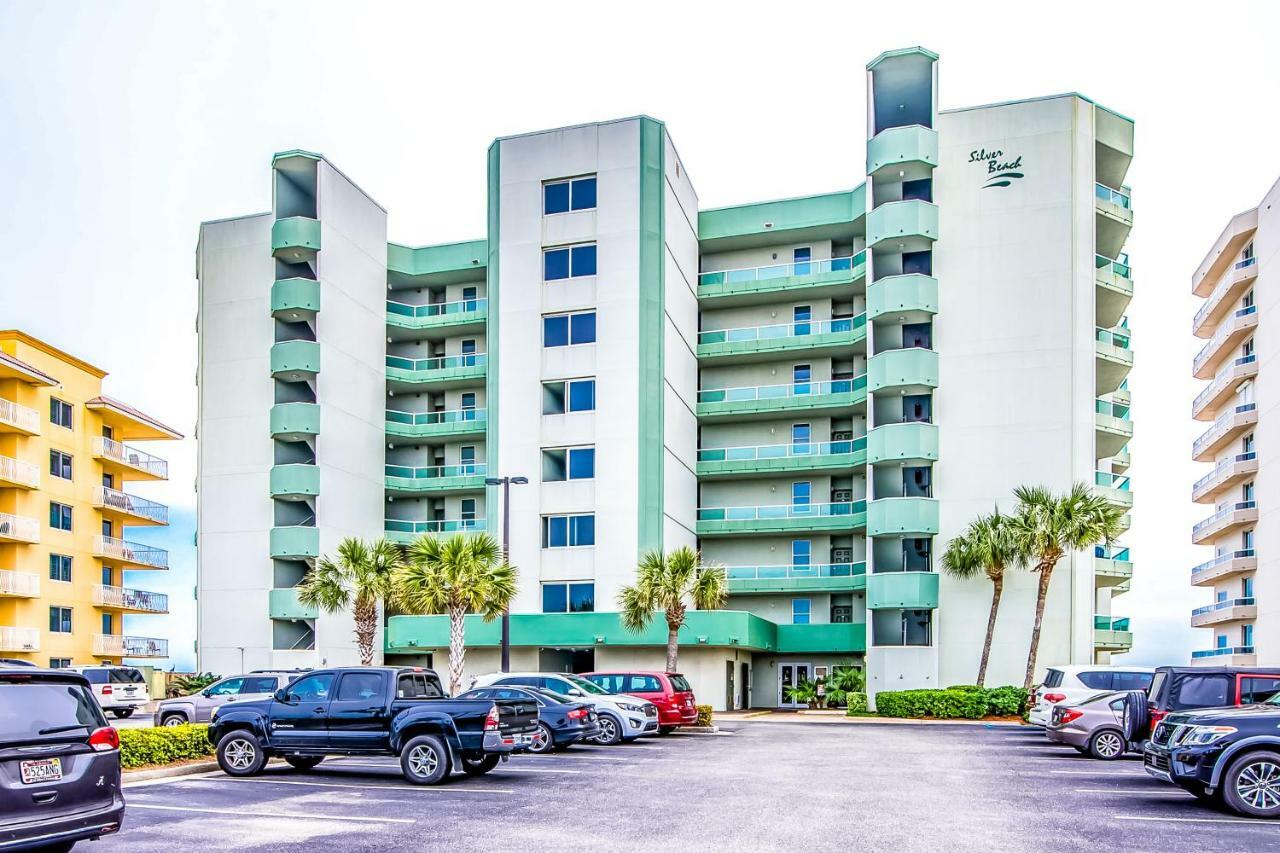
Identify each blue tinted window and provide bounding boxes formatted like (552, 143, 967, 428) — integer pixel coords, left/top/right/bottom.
(791, 423, 810, 445)
(793, 364, 811, 383)
(569, 583, 595, 612)
(571, 244, 596, 277)
(543, 315, 569, 347)
(570, 514, 595, 546)
(792, 540, 811, 565)
(568, 447, 595, 479)
(544, 248, 570, 281)
(792, 598, 811, 625)
(543, 516, 568, 548)
(571, 177, 597, 211)
(570, 312, 596, 344)
(792, 482, 811, 506)
(568, 380, 595, 412)
(544, 182, 570, 215)
(542, 583, 568, 612)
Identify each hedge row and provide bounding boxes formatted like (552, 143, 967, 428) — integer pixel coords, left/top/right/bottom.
(844, 691, 868, 714)
(873, 685, 1028, 719)
(119, 724, 214, 769)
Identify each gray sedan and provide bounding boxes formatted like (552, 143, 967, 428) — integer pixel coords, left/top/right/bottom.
(1044, 691, 1132, 760)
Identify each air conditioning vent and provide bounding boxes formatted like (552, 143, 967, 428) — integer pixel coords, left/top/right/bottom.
(832, 489, 853, 502)
(832, 548, 854, 563)
(832, 431, 853, 441)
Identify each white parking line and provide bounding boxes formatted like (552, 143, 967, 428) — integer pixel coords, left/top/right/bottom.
(1115, 814, 1279, 826)
(127, 803, 415, 824)
(1047, 769, 1147, 776)
(181, 776, 516, 794)
(1075, 787, 1190, 795)
(328, 761, 585, 775)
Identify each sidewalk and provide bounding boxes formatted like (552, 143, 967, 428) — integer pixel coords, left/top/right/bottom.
(715, 709, 1026, 727)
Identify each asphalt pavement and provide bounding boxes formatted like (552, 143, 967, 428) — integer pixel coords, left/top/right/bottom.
(101, 722, 1276, 852)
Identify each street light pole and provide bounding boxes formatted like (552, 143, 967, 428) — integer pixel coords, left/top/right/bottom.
(486, 474, 528, 672)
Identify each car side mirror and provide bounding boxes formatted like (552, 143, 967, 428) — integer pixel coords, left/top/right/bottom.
(568, 688, 584, 697)
(274, 688, 290, 703)
(200, 689, 213, 698)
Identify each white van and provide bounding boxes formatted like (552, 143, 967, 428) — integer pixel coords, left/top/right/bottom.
(66, 665, 151, 718)
(1029, 664, 1154, 726)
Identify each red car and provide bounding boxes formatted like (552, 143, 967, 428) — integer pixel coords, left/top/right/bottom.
(583, 671, 697, 733)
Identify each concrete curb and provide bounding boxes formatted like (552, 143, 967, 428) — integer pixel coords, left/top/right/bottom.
(720, 713, 1028, 728)
(123, 759, 220, 782)
(679, 725, 720, 734)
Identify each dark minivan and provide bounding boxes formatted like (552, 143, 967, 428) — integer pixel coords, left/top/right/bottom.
(0, 666, 125, 851)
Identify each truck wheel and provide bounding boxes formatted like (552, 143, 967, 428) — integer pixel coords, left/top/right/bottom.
(113, 709, 134, 719)
(461, 754, 501, 776)
(1222, 749, 1280, 818)
(658, 726, 676, 736)
(1087, 729, 1126, 761)
(400, 735, 450, 785)
(161, 713, 188, 727)
(284, 756, 324, 772)
(528, 722, 555, 754)
(594, 714, 623, 746)
(216, 731, 267, 777)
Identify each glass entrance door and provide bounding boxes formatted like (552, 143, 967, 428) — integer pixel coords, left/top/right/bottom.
(778, 662, 812, 708)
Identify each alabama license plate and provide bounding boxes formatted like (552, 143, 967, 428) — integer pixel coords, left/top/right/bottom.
(20, 757, 62, 784)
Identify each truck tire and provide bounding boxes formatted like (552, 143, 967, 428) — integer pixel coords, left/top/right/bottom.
(461, 754, 501, 776)
(284, 756, 324, 772)
(400, 734, 451, 785)
(216, 731, 267, 777)
(161, 713, 188, 727)
(1121, 691, 1149, 742)
(112, 709, 134, 719)
(1087, 728, 1127, 760)
(594, 713, 623, 746)
(1221, 749, 1280, 819)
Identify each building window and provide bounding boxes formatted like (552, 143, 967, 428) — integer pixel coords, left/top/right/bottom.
(49, 450, 73, 481)
(543, 311, 597, 347)
(792, 540, 811, 568)
(543, 175, 597, 215)
(543, 244, 597, 281)
(541, 582, 596, 613)
(791, 423, 811, 453)
(49, 658, 72, 669)
(793, 247, 812, 276)
(49, 607, 72, 634)
(460, 392, 477, 413)
(50, 398, 73, 429)
(49, 554, 72, 583)
(542, 379, 596, 414)
(793, 305, 812, 335)
(792, 598, 812, 625)
(792, 481, 811, 507)
(1243, 624, 1255, 648)
(542, 514, 595, 548)
(461, 286, 479, 311)
(1243, 577, 1254, 598)
(460, 499, 477, 524)
(542, 447, 595, 481)
(49, 502, 72, 532)
(793, 364, 811, 394)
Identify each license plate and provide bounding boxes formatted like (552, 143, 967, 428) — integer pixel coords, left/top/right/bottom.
(21, 758, 62, 785)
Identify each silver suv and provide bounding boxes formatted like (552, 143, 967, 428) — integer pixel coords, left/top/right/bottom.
(153, 672, 299, 726)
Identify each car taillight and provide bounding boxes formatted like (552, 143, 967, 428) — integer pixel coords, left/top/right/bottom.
(1149, 708, 1166, 726)
(1059, 709, 1084, 725)
(89, 727, 120, 752)
(1044, 693, 1066, 704)
(101, 685, 113, 696)
(484, 705, 501, 732)
(567, 708, 590, 720)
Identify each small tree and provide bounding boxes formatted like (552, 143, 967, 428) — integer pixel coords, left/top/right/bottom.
(1012, 483, 1126, 690)
(941, 510, 1026, 687)
(297, 537, 404, 665)
(617, 546, 728, 672)
(396, 533, 517, 695)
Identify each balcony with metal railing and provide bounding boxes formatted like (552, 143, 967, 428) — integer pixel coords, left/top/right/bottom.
(1093, 470, 1132, 507)
(1191, 501, 1257, 545)
(1095, 254, 1133, 328)
(1093, 614, 1133, 651)
(1192, 403, 1257, 461)
(385, 407, 487, 442)
(696, 437, 867, 478)
(1193, 355, 1258, 420)
(384, 517, 486, 544)
(697, 252, 866, 305)
(0, 512, 39, 544)
(92, 436, 168, 480)
(696, 501, 868, 536)
(93, 584, 169, 614)
(0, 397, 40, 435)
(1192, 452, 1258, 504)
(697, 375, 868, 420)
(0, 454, 39, 489)
(1193, 307, 1257, 379)
(92, 486, 168, 526)
(697, 315, 867, 363)
(386, 353, 487, 390)
(726, 562, 868, 594)
(1190, 549, 1257, 587)
(1094, 545, 1133, 587)
(93, 634, 168, 658)
(1191, 646, 1256, 666)
(0, 569, 39, 597)
(1095, 397, 1133, 459)
(1095, 325, 1134, 394)
(385, 463, 488, 495)
(1190, 597, 1256, 628)
(387, 297, 488, 339)
(1094, 183, 1133, 258)
(1192, 257, 1259, 337)
(92, 535, 168, 570)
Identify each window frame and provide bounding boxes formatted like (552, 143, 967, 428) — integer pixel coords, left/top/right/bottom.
(541, 513, 596, 548)
(49, 606, 73, 634)
(49, 449, 73, 481)
(543, 175, 598, 215)
(49, 398, 73, 429)
(792, 598, 812, 625)
(49, 501, 73, 532)
(48, 554, 72, 583)
(543, 243, 598, 282)
(542, 379, 597, 414)
(542, 310, 597, 348)
(542, 446, 596, 482)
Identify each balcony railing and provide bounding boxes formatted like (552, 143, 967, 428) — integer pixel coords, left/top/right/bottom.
(697, 376, 868, 405)
(0, 454, 39, 488)
(1095, 398, 1131, 420)
(1192, 646, 1254, 660)
(1094, 471, 1131, 491)
(387, 297, 487, 318)
(726, 563, 867, 580)
(1095, 545, 1131, 562)
(93, 535, 169, 569)
(386, 407, 486, 427)
(0, 570, 39, 597)
(93, 634, 169, 658)
(92, 436, 168, 478)
(697, 437, 867, 463)
(1192, 403, 1256, 458)
(1191, 501, 1256, 539)
(1096, 326, 1132, 350)
(0, 512, 39, 543)
(94, 584, 169, 613)
(1191, 597, 1255, 617)
(1191, 549, 1255, 583)
(0, 626, 39, 652)
(1193, 306, 1257, 373)
(385, 518, 486, 535)
(0, 397, 40, 433)
(92, 486, 168, 524)
(696, 501, 866, 522)
(1094, 615, 1131, 631)
(1193, 452, 1257, 496)
(386, 353, 487, 372)
(1194, 355, 1257, 414)
(1095, 183, 1132, 210)
(385, 463, 487, 479)
(1095, 253, 1132, 280)
(698, 252, 865, 287)
(698, 315, 867, 346)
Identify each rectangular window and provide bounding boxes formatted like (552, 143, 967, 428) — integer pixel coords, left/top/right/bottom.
(459, 446, 476, 469)
(1243, 577, 1254, 598)
(541, 514, 595, 548)
(460, 499, 476, 523)
(460, 392, 477, 411)
(792, 481, 811, 507)
(49, 450, 73, 481)
(791, 423, 811, 454)
(49, 606, 72, 634)
(543, 243, 597, 281)
(48, 658, 72, 669)
(50, 398, 73, 429)
(101, 613, 113, 635)
(1243, 624, 1255, 647)
(792, 539, 811, 567)
(48, 554, 72, 583)
(461, 286, 478, 310)
(793, 305, 812, 335)
(793, 247, 812, 276)
(460, 339, 477, 357)
(543, 175, 597, 215)
(543, 380, 596, 414)
(542, 446, 595, 481)
(543, 311, 597, 347)
(792, 598, 812, 625)
(541, 582, 596, 613)
(793, 364, 811, 395)
(49, 502, 72, 532)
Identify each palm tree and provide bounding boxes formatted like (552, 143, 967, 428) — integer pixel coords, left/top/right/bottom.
(396, 533, 517, 695)
(941, 510, 1026, 687)
(297, 537, 404, 666)
(1012, 483, 1127, 690)
(617, 546, 728, 672)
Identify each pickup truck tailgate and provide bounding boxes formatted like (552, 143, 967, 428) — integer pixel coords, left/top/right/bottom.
(494, 698, 539, 733)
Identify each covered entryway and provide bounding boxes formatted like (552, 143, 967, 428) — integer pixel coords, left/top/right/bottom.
(778, 662, 812, 708)
(538, 647, 594, 673)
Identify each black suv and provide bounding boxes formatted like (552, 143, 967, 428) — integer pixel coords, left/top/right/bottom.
(0, 666, 125, 850)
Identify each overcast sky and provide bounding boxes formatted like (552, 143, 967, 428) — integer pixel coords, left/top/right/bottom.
(2, 1, 1278, 673)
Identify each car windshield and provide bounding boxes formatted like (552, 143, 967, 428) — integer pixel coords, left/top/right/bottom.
(0, 680, 106, 745)
(563, 675, 610, 695)
(533, 688, 573, 704)
(109, 668, 145, 684)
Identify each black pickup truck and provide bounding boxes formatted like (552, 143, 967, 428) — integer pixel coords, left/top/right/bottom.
(207, 666, 539, 784)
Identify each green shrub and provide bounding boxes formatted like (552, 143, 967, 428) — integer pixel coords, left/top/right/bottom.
(844, 692, 868, 714)
(873, 688, 988, 719)
(944, 684, 984, 692)
(119, 724, 214, 769)
(695, 704, 714, 727)
(983, 685, 1029, 716)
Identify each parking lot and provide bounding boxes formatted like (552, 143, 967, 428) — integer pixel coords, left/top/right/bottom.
(102, 721, 1274, 852)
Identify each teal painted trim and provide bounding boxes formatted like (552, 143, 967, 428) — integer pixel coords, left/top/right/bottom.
(696, 381, 868, 421)
(866, 45, 939, 70)
(384, 473, 487, 495)
(385, 361, 486, 388)
(866, 126, 939, 176)
(697, 258, 866, 305)
(271, 217, 321, 259)
(485, 142, 500, 515)
(269, 464, 320, 500)
(867, 348, 939, 393)
(269, 526, 319, 559)
(698, 186, 865, 250)
(272, 149, 322, 164)
(269, 340, 321, 379)
(637, 117, 664, 556)
(386, 610, 781, 653)
(270, 278, 321, 320)
(696, 508, 868, 537)
(697, 321, 866, 362)
(867, 497, 940, 537)
(867, 422, 939, 465)
(867, 274, 939, 320)
(385, 304, 487, 336)
(697, 447, 866, 479)
(775, 622, 866, 654)
(270, 402, 320, 441)
(866, 200, 939, 249)
(866, 572, 939, 610)
(387, 239, 487, 278)
(729, 575, 867, 595)
(269, 587, 318, 620)
(385, 410, 487, 442)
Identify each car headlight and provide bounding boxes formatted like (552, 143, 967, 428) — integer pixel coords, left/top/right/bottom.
(618, 702, 644, 713)
(209, 707, 219, 720)
(1181, 725, 1236, 746)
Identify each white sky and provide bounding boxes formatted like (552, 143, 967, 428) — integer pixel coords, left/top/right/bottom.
(2, 1, 1278, 672)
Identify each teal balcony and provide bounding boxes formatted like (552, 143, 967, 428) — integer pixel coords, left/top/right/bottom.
(1093, 615, 1133, 651)
(1094, 545, 1133, 588)
(269, 587, 318, 621)
(269, 464, 320, 501)
(1094, 397, 1132, 459)
(726, 563, 866, 595)
(868, 348, 939, 394)
(271, 216, 321, 262)
(386, 408, 487, 442)
(387, 297, 487, 341)
(1094, 183, 1133, 259)
(697, 253, 866, 307)
(867, 497, 939, 537)
(866, 200, 938, 252)
(270, 402, 320, 442)
(867, 274, 938, 322)
(1094, 254, 1132, 329)
(270, 340, 320, 382)
(384, 518, 486, 545)
(697, 315, 866, 363)
(385, 463, 487, 496)
(696, 376, 867, 421)
(696, 501, 867, 537)
(270, 278, 321, 322)
(866, 125, 939, 179)
(696, 437, 866, 479)
(866, 571, 939, 610)
(1095, 325, 1133, 395)
(867, 422, 939, 466)
(1093, 470, 1132, 508)
(386, 353, 486, 391)
(269, 526, 319, 560)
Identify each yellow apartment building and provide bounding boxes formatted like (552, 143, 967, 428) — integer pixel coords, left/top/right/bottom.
(0, 330, 179, 667)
